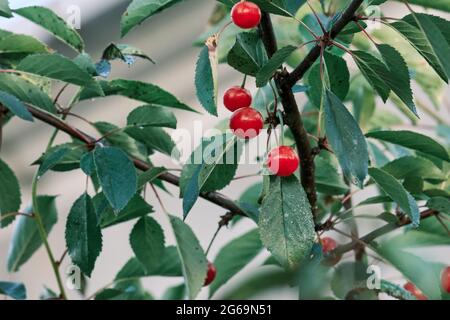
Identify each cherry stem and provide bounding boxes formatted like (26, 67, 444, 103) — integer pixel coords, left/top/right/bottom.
(0, 212, 34, 222)
(306, 0, 327, 35)
(331, 40, 356, 58)
(53, 84, 70, 105)
(241, 74, 247, 88)
(205, 225, 222, 256)
(355, 21, 377, 46)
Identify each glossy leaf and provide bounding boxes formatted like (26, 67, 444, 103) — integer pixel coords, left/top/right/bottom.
(137, 167, 167, 189)
(195, 44, 218, 116)
(0, 91, 33, 122)
(0, 282, 26, 300)
(227, 32, 266, 76)
(66, 193, 102, 277)
(127, 105, 177, 129)
(0, 34, 48, 54)
(126, 126, 177, 157)
(0, 159, 21, 228)
(256, 45, 297, 87)
(259, 175, 315, 270)
(38, 147, 70, 177)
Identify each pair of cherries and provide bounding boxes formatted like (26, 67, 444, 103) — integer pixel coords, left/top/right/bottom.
(224, 87, 299, 177)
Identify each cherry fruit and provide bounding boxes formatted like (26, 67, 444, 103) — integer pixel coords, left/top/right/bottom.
(403, 282, 428, 300)
(204, 262, 217, 286)
(441, 266, 450, 293)
(267, 146, 299, 177)
(321, 237, 342, 266)
(230, 107, 264, 139)
(231, 1, 262, 29)
(223, 86, 252, 112)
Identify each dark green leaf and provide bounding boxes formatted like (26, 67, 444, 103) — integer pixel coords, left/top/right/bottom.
(80, 152, 95, 176)
(7, 196, 57, 272)
(394, 0, 450, 12)
(121, 0, 184, 37)
(130, 216, 165, 272)
(259, 175, 315, 270)
(227, 32, 266, 76)
(195, 44, 218, 116)
(331, 262, 374, 300)
(210, 229, 263, 297)
(127, 105, 177, 129)
(368, 168, 420, 227)
(366, 130, 450, 162)
(65, 193, 102, 277)
(138, 167, 167, 189)
(93, 147, 137, 212)
(427, 197, 450, 215)
(0, 158, 21, 228)
(38, 147, 70, 177)
(0, 282, 26, 300)
(0, 90, 33, 121)
(102, 43, 155, 64)
(381, 156, 445, 181)
(162, 283, 186, 300)
(323, 90, 369, 187)
(169, 215, 207, 299)
(0, 33, 48, 54)
(315, 156, 349, 195)
(14, 6, 84, 52)
(256, 45, 296, 87)
(126, 126, 177, 157)
(0, 0, 12, 17)
(33, 143, 85, 172)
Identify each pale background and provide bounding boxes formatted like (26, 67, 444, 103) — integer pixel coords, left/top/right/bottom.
(0, 0, 449, 300)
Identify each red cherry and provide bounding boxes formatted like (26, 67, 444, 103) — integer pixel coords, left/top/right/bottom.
(267, 146, 300, 177)
(441, 266, 450, 293)
(223, 86, 252, 112)
(230, 107, 264, 139)
(231, 1, 262, 29)
(204, 262, 217, 286)
(403, 282, 428, 300)
(321, 237, 342, 266)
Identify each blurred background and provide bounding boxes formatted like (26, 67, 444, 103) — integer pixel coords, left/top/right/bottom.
(0, 0, 449, 300)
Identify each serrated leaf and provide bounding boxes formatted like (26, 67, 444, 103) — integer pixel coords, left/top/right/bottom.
(394, 0, 450, 12)
(130, 216, 165, 272)
(227, 32, 266, 76)
(381, 156, 445, 181)
(38, 147, 70, 177)
(0, 282, 26, 300)
(195, 44, 218, 116)
(259, 175, 315, 270)
(0, 73, 56, 114)
(376, 44, 417, 116)
(93, 147, 137, 212)
(65, 193, 102, 277)
(169, 215, 207, 300)
(0, 90, 33, 122)
(102, 43, 155, 64)
(315, 156, 349, 195)
(126, 126, 177, 157)
(368, 168, 420, 227)
(256, 45, 296, 87)
(0, 0, 12, 17)
(33, 143, 85, 172)
(14, 6, 84, 52)
(210, 229, 263, 297)
(121, 0, 184, 37)
(0, 34, 48, 54)
(352, 50, 391, 102)
(366, 130, 450, 162)
(323, 90, 369, 187)
(0, 159, 21, 228)
(79, 79, 195, 112)
(138, 167, 167, 189)
(7, 196, 57, 272)
(127, 105, 176, 129)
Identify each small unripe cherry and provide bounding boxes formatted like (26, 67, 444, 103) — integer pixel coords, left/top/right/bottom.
(231, 1, 262, 29)
(223, 86, 252, 112)
(321, 237, 342, 266)
(267, 146, 300, 177)
(204, 262, 217, 286)
(441, 266, 450, 293)
(403, 282, 428, 300)
(230, 107, 264, 139)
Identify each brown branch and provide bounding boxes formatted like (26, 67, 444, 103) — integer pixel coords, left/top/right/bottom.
(27, 106, 247, 217)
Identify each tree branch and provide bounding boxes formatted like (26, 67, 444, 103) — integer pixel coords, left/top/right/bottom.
(27, 106, 247, 217)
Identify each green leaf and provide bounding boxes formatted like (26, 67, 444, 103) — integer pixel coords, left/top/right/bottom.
(33, 143, 85, 172)
(376, 44, 417, 116)
(315, 156, 349, 195)
(427, 197, 450, 215)
(381, 156, 445, 181)
(366, 130, 450, 162)
(227, 32, 266, 76)
(210, 229, 263, 297)
(126, 126, 177, 157)
(93, 147, 138, 212)
(323, 90, 369, 187)
(79, 79, 195, 112)
(121, 0, 183, 37)
(7, 196, 57, 272)
(0, 159, 21, 228)
(256, 45, 297, 87)
(180, 134, 241, 217)
(195, 44, 218, 116)
(352, 50, 390, 102)
(102, 43, 155, 64)
(162, 283, 186, 300)
(0, 73, 56, 114)
(65, 193, 102, 277)
(259, 175, 315, 270)
(95, 193, 154, 229)
(16, 54, 102, 95)
(138, 167, 167, 188)
(0, 90, 33, 122)
(38, 147, 70, 177)
(387, 230, 450, 248)
(127, 105, 177, 129)
(394, 0, 450, 12)
(0, 282, 26, 300)
(169, 215, 207, 300)
(331, 262, 374, 300)
(390, 19, 450, 82)
(0, 34, 48, 54)
(14, 6, 84, 52)
(368, 168, 420, 227)
(0, 0, 12, 17)
(129, 216, 165, 272)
